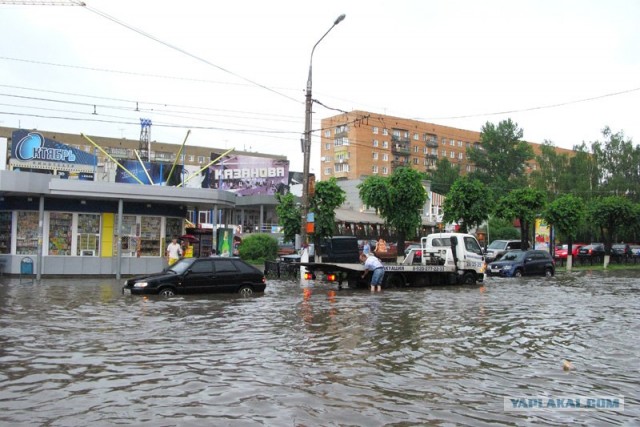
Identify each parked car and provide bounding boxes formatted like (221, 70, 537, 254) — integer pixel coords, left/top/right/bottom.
(487, 249, 555, 277)
(577, 243, 605, 261)
(611, 243, 633, 260)
(631, 244, 640, 258)
(122, 257, 266, 297)
(485, 240, 523, 263)
(554, 243, 586, 260)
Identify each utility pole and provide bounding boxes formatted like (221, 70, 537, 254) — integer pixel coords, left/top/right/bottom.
(300, 14, 346, 245)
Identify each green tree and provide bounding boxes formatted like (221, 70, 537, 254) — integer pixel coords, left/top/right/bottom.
(426, 157, 461, 195)
(593, 127, 639, 202)
(359, 167, 427, 258)
(543, 194, 586, 269)
(442, 176, 491, 233)
(467, 119, 534, 197)
(589, 196, 635, 263)
(309, 177, 346, 244)
(275, 192, 301, 244)
(530, 141, 571, 198)
(495, 188, 547, 249)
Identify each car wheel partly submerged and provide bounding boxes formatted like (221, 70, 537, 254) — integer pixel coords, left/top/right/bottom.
(514, 269, 523, 278)
(159, 288, 176, 297)
(545, 268, 554, 277)
(238, 285, 254, 296)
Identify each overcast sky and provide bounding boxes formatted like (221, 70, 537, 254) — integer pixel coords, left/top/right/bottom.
(1, 0, 638, 173)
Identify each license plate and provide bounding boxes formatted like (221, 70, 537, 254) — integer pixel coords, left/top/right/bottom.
(123, 288, 131, 295)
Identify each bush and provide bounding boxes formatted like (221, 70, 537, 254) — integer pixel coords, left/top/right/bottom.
(238, 233, 278, 263)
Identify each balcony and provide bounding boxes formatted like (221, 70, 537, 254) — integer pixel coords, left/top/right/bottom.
(391, 143, 411, 155)
(391, 159, 409, 168)
(425, 139, 439, 148)
(391, 135, 411, 144)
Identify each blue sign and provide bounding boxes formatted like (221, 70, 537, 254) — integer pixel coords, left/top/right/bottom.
(11, 130, 97, 166)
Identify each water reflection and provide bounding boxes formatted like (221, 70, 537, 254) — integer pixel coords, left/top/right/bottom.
(0, 272, 638, 426)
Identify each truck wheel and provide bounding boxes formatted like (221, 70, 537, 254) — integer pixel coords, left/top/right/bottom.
(461, 272, 476, 285)
(384, 273, 405, 288)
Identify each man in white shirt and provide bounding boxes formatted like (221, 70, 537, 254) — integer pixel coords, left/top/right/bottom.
(361, 253, 384, 292)
(166, 238, 183, 266)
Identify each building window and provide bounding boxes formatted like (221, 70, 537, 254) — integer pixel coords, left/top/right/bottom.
(324, 129, 331, 137)
(413, 157, 419, 165)
(441, 137, 447, 145)
(197, 156, 205, 164)
(334, 137, 349, 146)
(382, 141, 388, 148)
(414, 145, 419, 153)
(432, 148, 438, 155)
(458, 152, 464, 160)
(382, 153, 388, 161)
(325, 143, 331, 150)
(335, 163, 349, 173)
(324, 167, 332, 175)
(450, 151, 455, 159)
(372, 165, 378, 174)
(450, 139, 455, 146)
(373, 152, 378, 160)
(382, 167, 388, 175)
(413, 133, 419, 140)
(458, 140, 463, 147)
(373, 139, 379, 147)
(373, 126, 379, 134)
(383, 128, 388, 136)
(466, 165, 472, 172)
(335, 124, 348, 134)
(442, 149, 447, 157)
(188, 155, 195, 162)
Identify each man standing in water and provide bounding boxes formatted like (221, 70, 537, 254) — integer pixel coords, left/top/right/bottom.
(361, 252, 384, 292)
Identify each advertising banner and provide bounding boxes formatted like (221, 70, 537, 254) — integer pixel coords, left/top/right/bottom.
(11, 130, 97, 167)
(204, 152, 289, 196)
(115, 160, 184, 186)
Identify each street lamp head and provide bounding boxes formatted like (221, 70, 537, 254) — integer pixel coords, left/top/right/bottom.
(334, 14, 346, 25)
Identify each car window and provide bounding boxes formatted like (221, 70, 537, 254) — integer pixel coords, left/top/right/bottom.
(190, 260, 214, 273)
(214, 260, 239, 273)
(488, 241, 506, 250)
(502, 251, 523, 261)
(463, 236, 483, 255)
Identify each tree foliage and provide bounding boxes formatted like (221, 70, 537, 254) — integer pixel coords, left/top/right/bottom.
(467, 119, 534, 197)
(543, 194, 586, 250)
(309, 177, 346, 242)
(442, 176, 491, 233)
(359, 167, 427, 257)
(426, 157, 461, 195)
(275, 192, 300, 244)
(589, 195, 635, 252)
(238, 233, 278, 262)
(495, 188, 546, 248)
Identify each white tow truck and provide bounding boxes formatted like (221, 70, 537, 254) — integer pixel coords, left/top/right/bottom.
(300, 232, 486, 289)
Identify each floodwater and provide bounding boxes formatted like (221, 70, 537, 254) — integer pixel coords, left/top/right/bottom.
(0, 270, 638, 426)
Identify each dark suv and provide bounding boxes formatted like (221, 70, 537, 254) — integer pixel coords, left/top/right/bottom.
(485, 240, 523, 263)
(122, 257, 266, 297)
(487, 250, 555, 277)
(577, 243, 605, 263)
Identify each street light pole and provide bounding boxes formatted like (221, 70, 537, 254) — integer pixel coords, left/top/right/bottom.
(300, 13, 346, 245)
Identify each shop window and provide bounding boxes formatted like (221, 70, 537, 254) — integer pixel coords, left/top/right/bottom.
(0, 212, 11, 254)
(49, 212, 72, 255)
(140, 216, 162, 256)
(120, 215, 139, 257)
(166, 217, 183, 242)
(77, 213, 100, 256)
(16, 212, 39, 255)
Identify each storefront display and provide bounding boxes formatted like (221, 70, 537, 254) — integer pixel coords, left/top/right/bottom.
(140, 216, 161, 256)
(49, 212, 72, 255)
(16, 211, 39, 255)
(77, 214, 100, 256)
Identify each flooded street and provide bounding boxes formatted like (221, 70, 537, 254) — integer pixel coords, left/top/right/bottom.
(1, 271, 638, 426)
